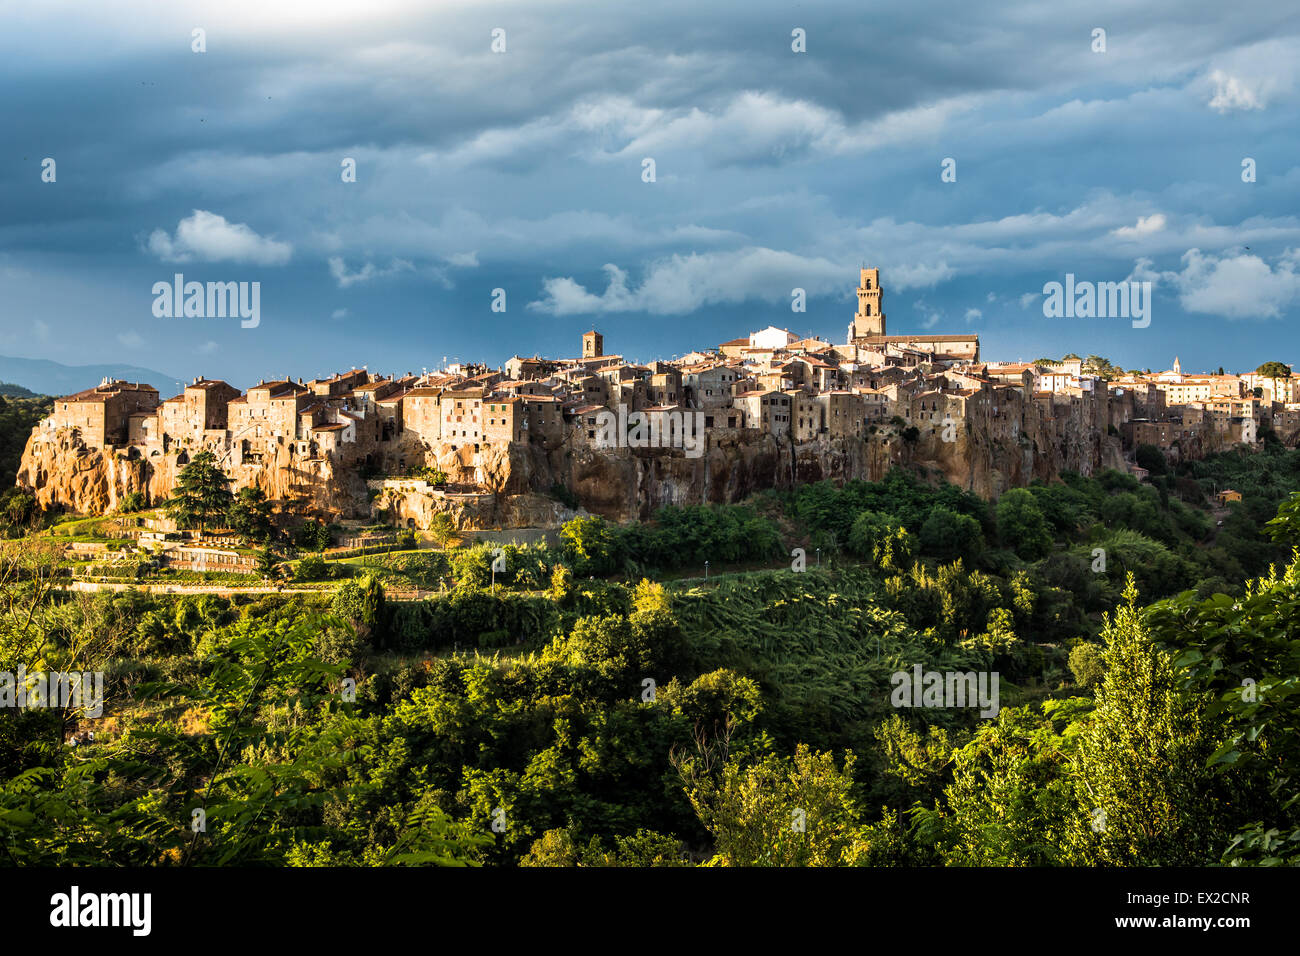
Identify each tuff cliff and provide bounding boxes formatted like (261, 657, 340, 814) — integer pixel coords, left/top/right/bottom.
(531, 423, 1124, 522)
(17, 411, 1126, 528)
(17, 428, 366, 518)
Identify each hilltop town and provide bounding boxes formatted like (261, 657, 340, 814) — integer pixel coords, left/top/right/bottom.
(15, 267, 1295, 529)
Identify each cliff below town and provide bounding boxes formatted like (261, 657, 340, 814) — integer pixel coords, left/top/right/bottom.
(17, 417, 1126, 529)
(16, 429, 366, 518)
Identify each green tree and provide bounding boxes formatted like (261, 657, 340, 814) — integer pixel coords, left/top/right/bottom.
(450, 543, 495, 589)
(1256, 360, 1291, 403)
(228, 486, 275, 543)
(1083, 355, 1120, 380)
(847, 510, 915, 571)
(1068, 642, 1105, 688)
(918, 506, 983, 563)
(1, 489, 38, 531)
(560, 515, 619, 576)
(255, 546, 280, 579)
(1134, 443, 1167, 476)
(429, 512, 457, 549)
(677, 745, 864, 866)
(520, 828, 687, 866)
(1077, 575, 1236, 865)
(331, 573, 385, 646)
(295, 520, 333, 552)
(995, 488, 1052, 560)
(933, 699, 1094, 866)
(162, 450, 233, 533)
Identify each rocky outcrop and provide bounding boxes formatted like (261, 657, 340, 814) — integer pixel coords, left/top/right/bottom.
(17, 427, 365, 519)
(17, 406, 1128, 529)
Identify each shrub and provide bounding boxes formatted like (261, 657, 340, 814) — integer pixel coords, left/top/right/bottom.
(294, 554, 328, 582)
(1068, 642, 1105, 688)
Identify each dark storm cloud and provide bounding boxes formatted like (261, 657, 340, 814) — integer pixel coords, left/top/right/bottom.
(0, 0, 1297, 382)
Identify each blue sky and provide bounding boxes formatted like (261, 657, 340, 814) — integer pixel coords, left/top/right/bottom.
(1, 0, 1298, 388)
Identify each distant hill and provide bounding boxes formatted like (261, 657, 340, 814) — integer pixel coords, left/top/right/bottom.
(0, 356, 179, 398)
(0, 382, 38, 398)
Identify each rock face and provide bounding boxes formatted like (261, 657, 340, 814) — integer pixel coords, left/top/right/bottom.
(17, 428, 365, 519)
(17, 408, 1127, 528)
(537, 424, 1124, 522)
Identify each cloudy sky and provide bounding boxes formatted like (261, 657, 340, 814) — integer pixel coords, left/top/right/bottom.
(2, 0, 1298, 387)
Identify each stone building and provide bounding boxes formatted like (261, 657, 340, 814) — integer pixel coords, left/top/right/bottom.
(50, 380, 159, 446)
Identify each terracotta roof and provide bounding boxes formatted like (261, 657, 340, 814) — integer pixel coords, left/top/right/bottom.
(859, 334, 979, 344)
(987, 363, 1036, 373)
(58, 381, 158, 403)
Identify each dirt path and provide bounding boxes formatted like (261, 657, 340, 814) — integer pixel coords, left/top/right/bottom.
(57, 580, 437, 600)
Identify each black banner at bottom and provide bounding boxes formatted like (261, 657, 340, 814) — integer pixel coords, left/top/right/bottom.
(0, 865, 1288, 943)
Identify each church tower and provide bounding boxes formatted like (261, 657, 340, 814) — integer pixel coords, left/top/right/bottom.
(849, 267, 886, 342)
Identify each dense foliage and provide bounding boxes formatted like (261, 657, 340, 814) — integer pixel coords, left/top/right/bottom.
(3, 445, 1300, 866)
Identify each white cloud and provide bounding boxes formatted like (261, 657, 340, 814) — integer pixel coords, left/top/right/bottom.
(117, 330, 144, 348)
(147, 210, 292, 265)
(197, 340, 219, 355)
(331, 308, 349, 319)
(529, 247, 844, 315)
(1019, 292, 1039, 309)
(1207, 70, 1266, 114)
(328, 256, 415, 288)
(1157, 248, 1300, 319)
(890, 262, 956, 289)
(1112, 213, 1167, 238)
(964, 308, 982, 322)
(422, 89, 982, 171)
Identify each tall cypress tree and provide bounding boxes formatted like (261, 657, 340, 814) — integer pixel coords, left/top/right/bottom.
(1077, 574, 1233, 864)
(163, 450, 233, 533)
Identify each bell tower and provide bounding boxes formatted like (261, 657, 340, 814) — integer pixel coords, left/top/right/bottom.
(849, 267, 886, 342)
